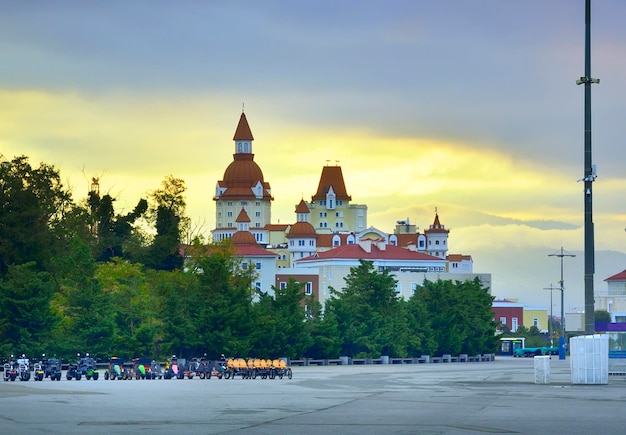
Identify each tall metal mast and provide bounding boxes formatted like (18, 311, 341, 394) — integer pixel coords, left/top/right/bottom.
(576, 0, 598, 334)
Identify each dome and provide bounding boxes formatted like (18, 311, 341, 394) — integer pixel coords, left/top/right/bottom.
(231, 231, 257, 245)
(287, 221, 318, 238)
(222, 154, 265, 185)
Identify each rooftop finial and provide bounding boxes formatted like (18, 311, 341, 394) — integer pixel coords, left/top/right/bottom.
(242, 102, 245, 113)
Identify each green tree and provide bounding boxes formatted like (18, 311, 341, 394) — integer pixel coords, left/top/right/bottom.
(144, 175, 186, 271)
(304, 299, 342, 359)
(87, 191, 148, 262)
(326, 260, 409, 358)
(253, 279, 312, 358)
(0, 156, 74, 275)
(0, 263, 57, 357)
(191, 242, 255, 358)
(50, 236, 116, 358)
(95, 260, 159, 357)
(415, 278, 496, 356)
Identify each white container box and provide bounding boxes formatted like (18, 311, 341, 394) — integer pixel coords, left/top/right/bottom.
(570, 334, 609, 385)
(534, 355, 551, 384)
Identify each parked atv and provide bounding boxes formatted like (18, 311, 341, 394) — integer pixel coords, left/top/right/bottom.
(78, 354, 99, 380)
(104, 356, 129, 380)
(3, 356, 17, 382)
(41, 355, 62, 381)
(66, 354, 83, 380)
(16, 354, 31, 381)
(33, 358, 45, 382)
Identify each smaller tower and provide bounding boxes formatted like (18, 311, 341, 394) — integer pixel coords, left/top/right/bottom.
(424, 210, 449, 259)
(286, 200, 318, 267)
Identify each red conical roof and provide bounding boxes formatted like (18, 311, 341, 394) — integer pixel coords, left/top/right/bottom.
(233, 112, 254, 141)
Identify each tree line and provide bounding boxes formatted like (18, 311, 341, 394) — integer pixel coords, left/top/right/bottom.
(0, 156, 497, 361)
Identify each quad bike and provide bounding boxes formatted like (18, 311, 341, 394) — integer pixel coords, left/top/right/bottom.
(3, 356, 17, 382)
(33, 359, 45, 382)
(41, 355, 62, 381)
(66, 354, 82, 380)
(104, 356, 129, 380)
(78, 354, 99, 380)
(16, 354, 31, 381)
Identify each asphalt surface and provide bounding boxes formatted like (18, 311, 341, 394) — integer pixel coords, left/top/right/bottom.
(1, 357, 625, 434)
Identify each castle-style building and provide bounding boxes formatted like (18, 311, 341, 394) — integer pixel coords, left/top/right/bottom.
(205, 112, 489, 304)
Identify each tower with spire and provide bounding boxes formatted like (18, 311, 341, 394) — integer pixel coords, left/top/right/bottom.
(286, 199, 318, 267)
(424, 209, 449, 259)
(212, 112, 273, 243)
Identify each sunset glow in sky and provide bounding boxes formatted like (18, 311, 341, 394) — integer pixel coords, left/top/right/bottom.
(2, 1, 626, 311)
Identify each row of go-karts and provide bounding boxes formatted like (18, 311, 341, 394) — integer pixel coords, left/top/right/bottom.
(3, 354, 293, 381)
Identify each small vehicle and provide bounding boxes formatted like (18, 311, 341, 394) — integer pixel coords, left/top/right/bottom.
(133, 358, 161, 379)
(33, 359, 45, 381)
(189, 356, 212, 379)
(78, 354, 99, 380)
(42, 355, 62, 381)
(3, 356, 18, 382)
(164, 355, 185, 379)
(210, 355, 227, 379)
(104, 356, 129, 380)
(17, 354, 31, 381)
(66, 354, 82, 380)
(271, 359, 293, 380)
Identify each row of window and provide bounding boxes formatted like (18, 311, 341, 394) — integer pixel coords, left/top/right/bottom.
(218, 201, 262, 207)
(317, 222, 345, 228)
(219, 211, 262, 218)
(498, 317, 540, 332)
(279, 281, 313, 295)
(318, 211, 344, 218)
(289, 240, 315, 247)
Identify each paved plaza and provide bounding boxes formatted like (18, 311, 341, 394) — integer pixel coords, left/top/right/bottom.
(1, 357, 625, 434)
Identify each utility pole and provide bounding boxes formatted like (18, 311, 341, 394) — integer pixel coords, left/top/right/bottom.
(549, 247, 575, 359)
(576, 0, 599, 335)
(543, 284, 560, 347)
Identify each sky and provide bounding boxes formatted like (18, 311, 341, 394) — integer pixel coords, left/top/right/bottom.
(2, 0, 625, 313)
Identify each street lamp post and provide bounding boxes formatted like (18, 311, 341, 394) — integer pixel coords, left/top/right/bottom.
(549, 247, 575, 360)
(543, 284, 560, 347)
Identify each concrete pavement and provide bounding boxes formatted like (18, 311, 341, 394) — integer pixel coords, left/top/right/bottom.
(0, 356, 624, 434)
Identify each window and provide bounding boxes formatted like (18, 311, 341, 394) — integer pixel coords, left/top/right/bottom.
(256, 201, 261, 206)
(419, 240, 424, 248)
(395, 282, 402, 294)
(304, 282, 313, 296)
(227, 211, 233, 217)
(279, 282, 287, 289)
(255, 211, 261, 217)
(533, 318, 539, 328)
(241, 262, 248, 270)
(255, 262, 262, 270)
(227, 201, 233, 206)
(435, 240, 440, 245)
(255, 282, 261, 292)
(240, 201, 248, 206)
(298, 240, 305, 246)
(512, 317, 519, 332)
(499, 317, 507, 327)
(411, 282, 418, 295)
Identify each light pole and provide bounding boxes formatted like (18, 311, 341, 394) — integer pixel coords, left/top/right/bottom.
(543, 284, 560, 347)
(549, 247, 575, 360)
(576, 0, 599, 334)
